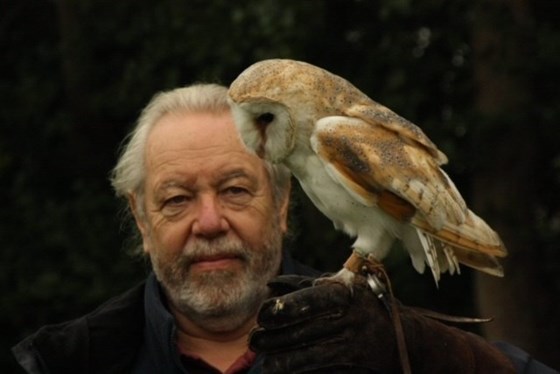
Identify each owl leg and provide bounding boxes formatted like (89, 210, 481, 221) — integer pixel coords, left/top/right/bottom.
(315, 251, 390, 295)
(343, 251, 390, 298)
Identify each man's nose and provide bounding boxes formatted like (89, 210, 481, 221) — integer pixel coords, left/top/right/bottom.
(192, 194, 229, 238)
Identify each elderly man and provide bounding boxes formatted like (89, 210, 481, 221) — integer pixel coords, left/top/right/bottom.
(12, 84, 554, 373)
(114, 83, 298, 372)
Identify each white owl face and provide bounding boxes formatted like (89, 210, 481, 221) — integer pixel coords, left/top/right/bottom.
(229, 100, 295, 164)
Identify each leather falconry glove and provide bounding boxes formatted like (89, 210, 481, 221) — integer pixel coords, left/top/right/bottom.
(250, 274, 515, 374)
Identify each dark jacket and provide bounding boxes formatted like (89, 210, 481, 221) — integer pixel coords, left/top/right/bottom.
(12, 251, 317, 374)
(12, 253, 555, 373)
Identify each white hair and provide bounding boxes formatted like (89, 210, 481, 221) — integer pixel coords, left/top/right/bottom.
(110, 83, 290, 215)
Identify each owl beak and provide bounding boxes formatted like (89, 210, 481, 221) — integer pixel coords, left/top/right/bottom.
(256, 142, 266, 159)
(254, 120, 268, 159)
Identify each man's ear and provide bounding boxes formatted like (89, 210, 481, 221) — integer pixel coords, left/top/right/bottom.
(128, 193, 152, 254)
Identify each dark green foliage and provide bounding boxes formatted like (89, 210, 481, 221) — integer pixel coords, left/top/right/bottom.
(2, 0, 559, 371)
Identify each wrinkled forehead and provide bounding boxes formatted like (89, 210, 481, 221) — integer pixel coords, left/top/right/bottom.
(146, 110, 251, 152)
(145, 110, 270, 180)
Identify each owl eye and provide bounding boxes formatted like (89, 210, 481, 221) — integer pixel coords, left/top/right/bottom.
(255, 112, 275, 127)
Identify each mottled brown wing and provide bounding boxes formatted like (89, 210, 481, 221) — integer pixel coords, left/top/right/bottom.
(311, 116, 467, 230)
(346, 103, 449, 166)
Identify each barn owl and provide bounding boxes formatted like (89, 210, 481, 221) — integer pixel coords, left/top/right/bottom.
(228, 59, 507, 286)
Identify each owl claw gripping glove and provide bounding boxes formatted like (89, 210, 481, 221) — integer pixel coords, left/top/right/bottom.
(250, 274, 516, 374)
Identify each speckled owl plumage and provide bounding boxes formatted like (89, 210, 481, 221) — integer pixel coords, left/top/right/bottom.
(228, 59, 507, 284)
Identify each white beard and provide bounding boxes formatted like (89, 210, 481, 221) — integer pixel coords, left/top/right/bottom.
(150, 225, 283, 332)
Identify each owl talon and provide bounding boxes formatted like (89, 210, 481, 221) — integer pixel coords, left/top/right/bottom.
(313, 268, 355, 288)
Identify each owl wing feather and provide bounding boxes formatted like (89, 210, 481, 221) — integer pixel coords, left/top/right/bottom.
(346, 103, 449, 165)
(311, 115, 466, 229)
(311, 116, 506, 276)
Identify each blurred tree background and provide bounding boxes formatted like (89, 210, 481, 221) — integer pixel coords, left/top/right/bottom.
(2, 0, 559, 371)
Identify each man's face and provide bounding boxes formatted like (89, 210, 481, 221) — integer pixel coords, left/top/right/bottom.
(132, 110, 288, 331)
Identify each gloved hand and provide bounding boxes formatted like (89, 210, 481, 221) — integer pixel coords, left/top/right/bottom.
(250, 274, 515, 374)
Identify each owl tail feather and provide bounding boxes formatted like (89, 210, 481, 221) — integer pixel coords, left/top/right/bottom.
(452, 248, 504, 277)
(410, 210, 506, 281)
(412, 229, 462, 286)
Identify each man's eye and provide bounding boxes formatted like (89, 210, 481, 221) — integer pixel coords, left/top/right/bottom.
(225, 186, 249, 195)
(165, 195, 188, 206)
(160, 195, 191, 217)
(222, 186, 252, 205)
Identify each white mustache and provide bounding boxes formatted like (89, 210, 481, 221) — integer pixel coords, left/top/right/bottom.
(180, 237, 252, 268)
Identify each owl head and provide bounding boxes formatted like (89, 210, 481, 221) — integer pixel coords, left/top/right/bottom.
(228, 59, 336, 164)
(228, 97, 295, 164)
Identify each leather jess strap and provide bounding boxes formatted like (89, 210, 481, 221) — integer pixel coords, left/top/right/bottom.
(343, 251, 412, 374)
